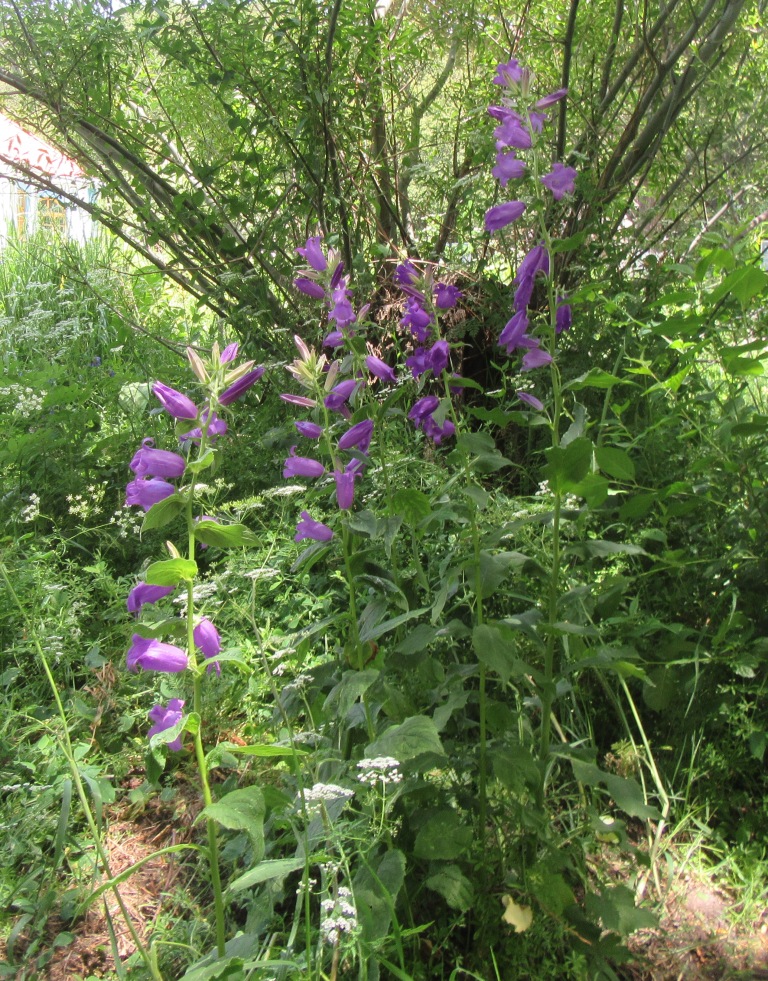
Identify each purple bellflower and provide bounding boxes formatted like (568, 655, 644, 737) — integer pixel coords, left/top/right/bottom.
(295, 277, 326, 300)
(540, 162, 577, 200)
(295, 420, 324, 439)
(283, 446, 325, 479)
(338, 418, 374, 453)
(485, 201, 526, 232)
(194, 617, 222, 675)
(219, 366, 265, 406)
(125, 477, 176, 511)
(400, 297, 433, 342)
(517, 391, 544, 411)
(493, 114, 532, 150)
(498, 310, 530, 355)
(536, 88, 568, 108)
(492, 58, 523, 87)
(324, 380, 357, 413)
(130, 439, 186, 479)
(153, 382, 198, 420)
(406, 347, 430, 379)
(127, 635, 188, 673)
(408, 396, 440, 425)
(522, 346, 554, 371)
(556, 301, 573, 334)
(422, 415, 455, 445)
(127, 582, 174, 615)
(516, 245, 550, 283)
(297, 235, 327, 272)
(181, 408, 227, 443)
(295, 510, 334, 543)
(220, 342, 239, 364)
(434, 283, 462, 309)
(492, 151, 527, 187)
(147, 699, 185, 751)
(429, 340, 450, 376)
(333, 469, 356, 510)
(366, 355, 397, 384)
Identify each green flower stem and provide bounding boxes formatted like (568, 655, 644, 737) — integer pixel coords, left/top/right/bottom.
(184, 422, 226, 958)
(0, 559, 164, 981)
(440, 369, 489, 835)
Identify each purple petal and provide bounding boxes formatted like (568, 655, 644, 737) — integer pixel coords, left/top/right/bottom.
(484, 201, 526, 232)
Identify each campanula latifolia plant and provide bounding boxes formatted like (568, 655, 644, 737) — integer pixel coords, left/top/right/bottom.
(123, 341, 264, 958)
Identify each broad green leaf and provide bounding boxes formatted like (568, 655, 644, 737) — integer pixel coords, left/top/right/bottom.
(566, 369, 625, 391)
(567, 540, 646, 559)
(413, 809, 473, 860)
(544, 437, 593, 492)
(365, 715, 445, 761)
(470, 550, 530, 601)
(324, 669, 379, 720)
(472, 623, 535, 684)
(619, 493, 656, 520)
(200, 786, 265, 859)
(491, 745, 540, 794)
(723, 355, 764, 377)
(228, 857, 305, 894)
(571, 473, 610, 508)
(569, 759, 659, 819)
(359, 607, 428, 644)
(141, 494, 186, 532)
(194, 522, 258, 548)
(585, 884, 657, 936)
(223, 743, 306, 757)
(595, 446, 635, 481)
(144, 557, 198, 586)
(348, 509, 379, 537)
(353, 849, 406, 942)
(426, 866, 475, 911)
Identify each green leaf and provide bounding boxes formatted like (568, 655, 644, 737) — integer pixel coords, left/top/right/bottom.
(569, 759, 659, 819)
(144, 558, 198, 586)
(723, 355, 764, 377)
(567, 540, 647, 559)
(544, 437, 593, 492)
(491, 745, 540, 794)
(619, 493, 656, 520)
(585, 884, 657, 936)
(324, 669, 379, 720)
(228, 857, 305, 894)
(595, 446, 635, 481)
(365, 716, 445, 762)
(566, 369, 625, 391)
(348, 509, 379, 537)
(414, 809, 473, 860)
(223, 743, 306, 758)
(570, 473, 610, 508)
(141, 494, 186, 532)
(194, 522, 258, 548)
(200, 786, 265, 859)
(426, 865, 475, 911)
(472, 623, 536, 684)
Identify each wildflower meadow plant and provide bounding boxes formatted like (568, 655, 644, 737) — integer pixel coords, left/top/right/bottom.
(123, 340, 265, 958)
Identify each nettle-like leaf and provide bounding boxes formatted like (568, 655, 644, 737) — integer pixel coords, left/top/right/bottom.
(200, 786, 265, 859)
(144, 557, 198, 585)
(365, 715, 445, 762)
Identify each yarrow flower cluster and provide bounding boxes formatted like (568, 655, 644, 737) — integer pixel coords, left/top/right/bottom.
(123, 341, 263, 749)
(485, 57, 576, 398)
(301, 782, 355, 816)
(0, 384, 47, 417)
(356, 756, 403, 787)
(320, 887, 358, 946)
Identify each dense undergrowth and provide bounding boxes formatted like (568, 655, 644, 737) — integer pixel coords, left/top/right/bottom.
(1, 210, 768, 979)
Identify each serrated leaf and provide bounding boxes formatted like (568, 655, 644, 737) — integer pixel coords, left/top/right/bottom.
(200, 786, 265, 859)
(365, 715, 444, 762)
(544, 437, 593, 492)
(228, 857, 305, 894)
(566, 369, 624, 390)
(145, 557, 198, 586)
(595, 446, 635, 481)
(569, 759, 659, 819)
(426, 866, 474, 911)
(194, 522, 258, 548)
(413, 809, 473, 860)
(141, 494, 186, 532)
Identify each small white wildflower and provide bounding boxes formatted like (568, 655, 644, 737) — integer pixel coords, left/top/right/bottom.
(356, 756, 403, 786)
(302, 783, 354, 809)
(320, 887, 358, 946)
